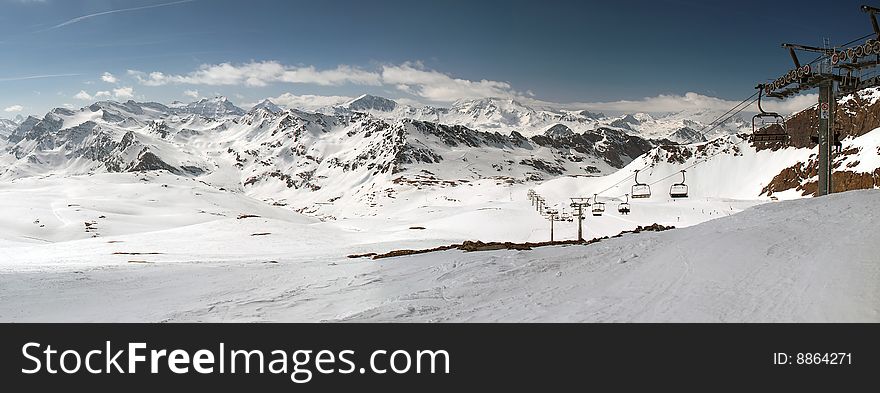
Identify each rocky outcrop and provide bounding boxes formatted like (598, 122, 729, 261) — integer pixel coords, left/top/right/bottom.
(759, 87, 880, 196)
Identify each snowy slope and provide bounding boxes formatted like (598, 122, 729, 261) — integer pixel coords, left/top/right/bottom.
(0, 189, 876, 322)
(535, 134, 815, 203)
(0, 172, 315, 246)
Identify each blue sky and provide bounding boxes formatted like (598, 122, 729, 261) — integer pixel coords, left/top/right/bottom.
(0, 0, 873, 117)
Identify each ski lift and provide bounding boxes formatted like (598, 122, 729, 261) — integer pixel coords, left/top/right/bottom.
(751, 85, 788, 143)
(618, 194, 631, 215)
(631, 169, 651, 199)
(560, 208, 574, 222)
(591, 194, 605, 216)
(669, 170, 689, 198)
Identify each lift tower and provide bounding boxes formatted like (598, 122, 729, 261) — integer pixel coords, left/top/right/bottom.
(546, 209, 559, 242)
(763, 5, 880, 196)
(817, 76, 835, 196)
(570, 197, 590, 242)
(770, 43, 837, 196)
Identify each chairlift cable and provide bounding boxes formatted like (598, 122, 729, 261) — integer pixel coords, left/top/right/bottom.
(694, 91, 760, 140)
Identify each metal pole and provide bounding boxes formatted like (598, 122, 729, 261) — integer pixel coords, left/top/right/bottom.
(577, 212, 583, 242)
(550, 216, 554, 242)
(570, 198, 588, 242)
(817, 77, 834, 196)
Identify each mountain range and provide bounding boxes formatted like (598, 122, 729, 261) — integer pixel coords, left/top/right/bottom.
(2, 89, 879, 220)
(0, 95, 666, 219)
(318, 94, 750, 144)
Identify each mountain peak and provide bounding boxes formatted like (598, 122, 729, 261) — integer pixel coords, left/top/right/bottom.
(251, 99, 282, 114)
(451, 97, 534, 114)
(576, 109, 606, 120)
(345, 94, 398, 112)
(184, 96, 245, 117)
(620, 114, 640, 124)
(200, 95, 230, 102)
(544, 123, 575, 138)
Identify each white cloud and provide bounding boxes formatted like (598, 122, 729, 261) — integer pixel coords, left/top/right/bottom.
(259, 93, 352, 111)
(113, 86, 134, 99)
(183, 89, 200, 99)
(566, 92, 740, 114)
(125, 60, 820, 114)
(101, 72, 118, 84)
(95, 91, 112, 98)
(3, 105, 23, 112)
(393, 97, 429, 107)
(130, 61, 521, 104)
(129, 61, 381, 87)
(761, 94, 818, 116)
(547, 92, 819, 116)
(381, 62, 520, 102)
(74, 90, 92, 100)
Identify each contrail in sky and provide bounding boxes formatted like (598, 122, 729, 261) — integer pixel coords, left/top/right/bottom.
(47, 0, 196, 31)
(0, 73, 81, 82)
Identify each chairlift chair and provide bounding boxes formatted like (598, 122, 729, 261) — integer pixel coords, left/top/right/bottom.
(591, 194, 605, 216)
(631, 169, 651, 199)
(618, 194, 631, 215)
(560, 208, 574, 222)
(669, 170, 689, 198)
(751, 85, 788, 143)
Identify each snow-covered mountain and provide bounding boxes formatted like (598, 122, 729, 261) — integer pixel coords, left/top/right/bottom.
(0, 118, 19, 139)
(535, 88, 880, 203)
(0, 98, 661, 219)
(175, 96, 246, 118)
(297, 95, 750, 142)
(249, 99, 282, 114)
(3, 86, 878, 222)
(344, 94, 398, 112)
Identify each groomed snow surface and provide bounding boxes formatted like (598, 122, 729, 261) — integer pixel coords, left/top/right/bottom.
(0, 171, 877, 322)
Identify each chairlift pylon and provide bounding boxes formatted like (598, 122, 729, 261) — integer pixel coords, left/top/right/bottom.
(751, 85, 788, 143)
(631, 169, 651, 199)
(670, 170, 689, 198)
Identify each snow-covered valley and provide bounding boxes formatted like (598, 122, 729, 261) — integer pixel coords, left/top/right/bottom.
(0, 181, 876, 322)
